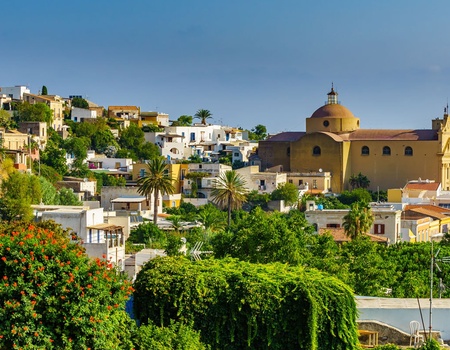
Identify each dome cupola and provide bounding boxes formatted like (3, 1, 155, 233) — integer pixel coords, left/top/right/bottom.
(306, 85, 360, 134)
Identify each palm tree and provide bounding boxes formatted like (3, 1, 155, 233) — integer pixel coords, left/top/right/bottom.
(349, 172, 370, 189)
(137, 157, 175, 225)
(194, 109, 213, 125)
(210, 170, 247, 227)
(342, 201, 374, 240)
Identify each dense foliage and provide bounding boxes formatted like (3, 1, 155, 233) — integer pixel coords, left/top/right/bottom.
(0, 221, 134, 349)
(133, 320, 208, 350)
(134, 257, 359, 350)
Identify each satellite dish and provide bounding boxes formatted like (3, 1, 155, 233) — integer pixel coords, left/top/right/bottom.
(319, 168, 323, 173)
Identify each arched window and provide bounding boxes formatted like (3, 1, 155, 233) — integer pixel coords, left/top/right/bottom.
(361, 146, 370, 155)
(313, 146, 321, 156)
(382, 146, 391, 155)
(405, 146, 413, 156)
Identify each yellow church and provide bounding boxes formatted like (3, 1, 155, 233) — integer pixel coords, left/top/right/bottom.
(259, 87, 450, 192)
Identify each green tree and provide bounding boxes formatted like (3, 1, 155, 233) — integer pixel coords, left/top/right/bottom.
(210, 170, 248, 227)
(245, 190, 271, 209)
(212, 207, 306, 264)
(0, 109, 11, 128)
(171, 115, 193, 126)
(137, 157, 175, 225)
(71, 97, 89, 109)
(118, 123, 158, 161)
(39, 176, 58, 204)
(58, 187, 83, 205)
(271, 182, 299, 206)
(128, 222, 166, 248)
(40, 141, 68, 177)
(248, 124, 267, 140)
(338, 188, 372, 205)
(0, 221, 135, 349)
(197, 204, 227, 233)
(15, 102, 53, 124)
(194, 109, 212, 125)
(0, 172, 39, 221)
(63, 136, 90, 176)
(349, 172, 371, 189)
(342, 201, 374, 239)
(41, 85, 48, 95)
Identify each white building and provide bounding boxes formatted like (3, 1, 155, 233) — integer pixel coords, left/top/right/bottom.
(183, 163, 232, 200)
(35, 205, 125, 270)
(0, 85, 30, 99)
(305, 202, 402, 244)
(71, 107, 97, 122)
(87, 157, 133, 172)
(226, 141, 257, 165)
(145, 124, 248, 161)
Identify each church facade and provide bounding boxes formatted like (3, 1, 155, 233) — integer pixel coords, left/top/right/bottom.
(259, 87, 450, 192)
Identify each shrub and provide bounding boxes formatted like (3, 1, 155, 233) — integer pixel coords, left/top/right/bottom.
(0, 221, 135, 349)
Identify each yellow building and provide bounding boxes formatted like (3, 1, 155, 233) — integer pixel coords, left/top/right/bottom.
(132, 162, 187, 208)
(260, 87, 450, 192)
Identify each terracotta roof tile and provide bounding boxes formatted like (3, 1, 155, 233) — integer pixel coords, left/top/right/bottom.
(404, 182, 440, 191)
(348, 129, 438, 141)
(266, 132, 305, 142)
(319, 228, 389, 243)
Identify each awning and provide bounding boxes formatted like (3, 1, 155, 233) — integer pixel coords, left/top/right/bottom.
(111, 196, 146, 203)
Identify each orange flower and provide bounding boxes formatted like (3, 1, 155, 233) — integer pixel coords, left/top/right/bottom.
(1, 257, 6, 262)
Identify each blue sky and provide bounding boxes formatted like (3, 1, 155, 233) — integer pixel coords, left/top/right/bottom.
(3, 0, 450, 133)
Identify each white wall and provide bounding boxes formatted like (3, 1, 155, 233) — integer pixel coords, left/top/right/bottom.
(357, 297, 450, 341)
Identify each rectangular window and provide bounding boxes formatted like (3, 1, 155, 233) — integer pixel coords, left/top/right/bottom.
(326, 223, 340, 228)
(313, 180, 317, 189)
(374, 224, 385, 234)
(299, 180, 303, 185)
(190, 132, 195, 141)
(289, 179, 293, 183)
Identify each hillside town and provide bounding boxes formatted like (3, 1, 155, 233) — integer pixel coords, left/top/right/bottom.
(2, 83, 450, 348)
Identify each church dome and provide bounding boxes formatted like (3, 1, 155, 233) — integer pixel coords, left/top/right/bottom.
(306, 86, 360, 133)
(310, 103, 355, 119)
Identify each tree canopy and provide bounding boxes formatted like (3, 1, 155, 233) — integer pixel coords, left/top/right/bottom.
(14, 102, 53, 124)
(71, 97, 89, 109)
(271, 182, 299, 206)
(194, 109, 212, 125)
(210, 170, 247, 227)
(137, 157, 175, 224)
(171, 115, 193, 126)
(248, 124, 267, 140)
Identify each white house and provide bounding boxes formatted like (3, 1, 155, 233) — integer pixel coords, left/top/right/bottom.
(305, 202, 402, 244)
(71, 107, 97, 122)
(145, 123, 249, 161)
(34, 205, 125, 270)
(183, 163, 232, 201)
(0, 85, 30, 99)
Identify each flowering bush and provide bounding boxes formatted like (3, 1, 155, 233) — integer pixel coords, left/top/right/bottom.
(0, 221, 135, 349)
